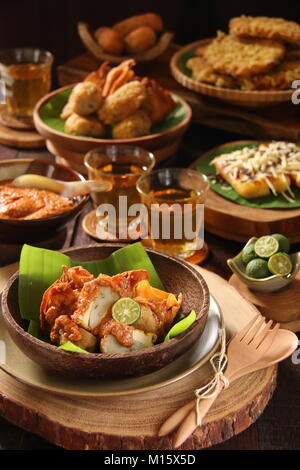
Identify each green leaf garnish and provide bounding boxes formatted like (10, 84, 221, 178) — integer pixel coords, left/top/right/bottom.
(164, 310, 197, 342)
(59, 342, 89, 354)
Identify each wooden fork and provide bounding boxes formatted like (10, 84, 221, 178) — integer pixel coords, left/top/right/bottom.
(158, 314, 280, 447)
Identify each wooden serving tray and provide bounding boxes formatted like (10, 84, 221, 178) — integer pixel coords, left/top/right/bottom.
(57, 48, 300, 142)
(190, 140, 300, 243)
(0, 267, 276, 450)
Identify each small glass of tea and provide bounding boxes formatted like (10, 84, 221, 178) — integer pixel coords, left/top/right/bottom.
(0, 48, 53, 119)
(136, 168, 209, 259)
(84, 145, 155, 240)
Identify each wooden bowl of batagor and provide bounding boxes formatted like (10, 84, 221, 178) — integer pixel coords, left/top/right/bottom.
(1, 244, 210, 379)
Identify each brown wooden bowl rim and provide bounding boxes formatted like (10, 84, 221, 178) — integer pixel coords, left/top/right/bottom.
(171, 39, 294, 101)
(1, 244, 210, 362)
(33, 84, 192, 146)
(77, 21, 174, 63)
(0, 158, 88, 224)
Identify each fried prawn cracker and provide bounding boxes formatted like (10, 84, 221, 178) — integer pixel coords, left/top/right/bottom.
(230, 16, 300, 45)
(203, 32, 285, 78)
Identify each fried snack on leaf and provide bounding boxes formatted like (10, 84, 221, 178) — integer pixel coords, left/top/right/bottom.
(60, 82, 103, 118)
(98, 80, 147, 124)
(125, 26, 156, 54)
(203, 31, 285, 78)
(64, 113, 106, 137)
(113, 13, 163, 37)
(102, 59, 136, 98)
(186, 57, 238, 88)
(142, 78, 177, 125)
(84, 61, 111, 92)
(230, 16, 300, 45)
(112, 110, 151, 139)
(239, 60, 300, 90)
(94, 27, 125, 55)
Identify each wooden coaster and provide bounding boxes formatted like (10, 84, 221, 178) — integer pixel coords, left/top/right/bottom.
(0, 122, 45, 149)
(0, 267, 277, 450)
(82, 209, 141, 243)
(0, 104, 35, 130)
(229, 272, 300, 332)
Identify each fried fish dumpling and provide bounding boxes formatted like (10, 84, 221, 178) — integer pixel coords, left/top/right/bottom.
(64, 113, 106, 138)
(100, 329, 156, 353)
(72, 278, 120, 330)
(50, 315, 97, 352)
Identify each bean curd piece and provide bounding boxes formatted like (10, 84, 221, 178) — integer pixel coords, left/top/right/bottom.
(113, 13, 163, 37)
(51, 315, 97, 352)
(125, 26, 156, 54)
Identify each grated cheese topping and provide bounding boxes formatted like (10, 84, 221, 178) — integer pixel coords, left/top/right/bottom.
(211, 141, 300, 201)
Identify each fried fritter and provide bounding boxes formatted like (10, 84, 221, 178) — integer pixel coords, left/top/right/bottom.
(125, 26, 156, 54)
(186, 56, 238, 88)
(98, 80, 147, 124)
(113, 13, 163, 37)
(94, 27, 125, 55)
(112, 110, 151, 139)
(142, 78, 177, 125)
(239, 60, 300, 90)
(203, 31, 285, 78)
(64, 113, 106, 137)
(230, 16, 300, 45)
(60, 82, 103, 118)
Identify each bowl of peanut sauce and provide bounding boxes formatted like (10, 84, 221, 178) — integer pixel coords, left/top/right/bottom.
(0, 159, 88, 244)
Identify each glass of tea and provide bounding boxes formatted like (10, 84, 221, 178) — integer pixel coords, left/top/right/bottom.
(0, 48, 53, 119)
(84, 145, 155, 240)
(136, 168, 209, 259)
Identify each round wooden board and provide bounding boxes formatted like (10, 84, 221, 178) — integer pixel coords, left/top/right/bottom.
(190, 140, 300, 243)
(229, 272, 300, 332)
(0, 267, 277, 450)
(0, 105, 45, 148)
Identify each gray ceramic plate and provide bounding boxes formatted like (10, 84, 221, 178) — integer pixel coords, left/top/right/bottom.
(0, 296, 221, 398)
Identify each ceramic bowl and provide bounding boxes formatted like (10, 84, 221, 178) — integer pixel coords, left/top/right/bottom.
(1, 244, 210, 379)
(227, 237, 300, 292)
(33, 85, 192, 174)
(0, 159, 88, 244)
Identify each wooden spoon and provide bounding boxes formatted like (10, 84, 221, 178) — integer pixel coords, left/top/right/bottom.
(12, 174, 111, 197)
(159, 324, 297, 447)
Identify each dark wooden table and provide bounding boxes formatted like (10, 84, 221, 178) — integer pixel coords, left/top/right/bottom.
(1, 123, 300, 450)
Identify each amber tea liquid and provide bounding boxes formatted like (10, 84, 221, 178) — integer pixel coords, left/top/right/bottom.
(5, 62, 51, 118)
(91, 162, 145, 237)
(141, 188, 204, 258)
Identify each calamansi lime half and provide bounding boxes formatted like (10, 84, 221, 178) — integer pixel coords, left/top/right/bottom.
(254, 236, 279, 258)
(112, 298, 141, 325)
(268, 253, 292, 276)
(271, 234, 290, 253)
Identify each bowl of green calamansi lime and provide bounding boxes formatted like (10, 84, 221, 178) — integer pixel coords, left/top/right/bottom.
(227, 234, 300, 293)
